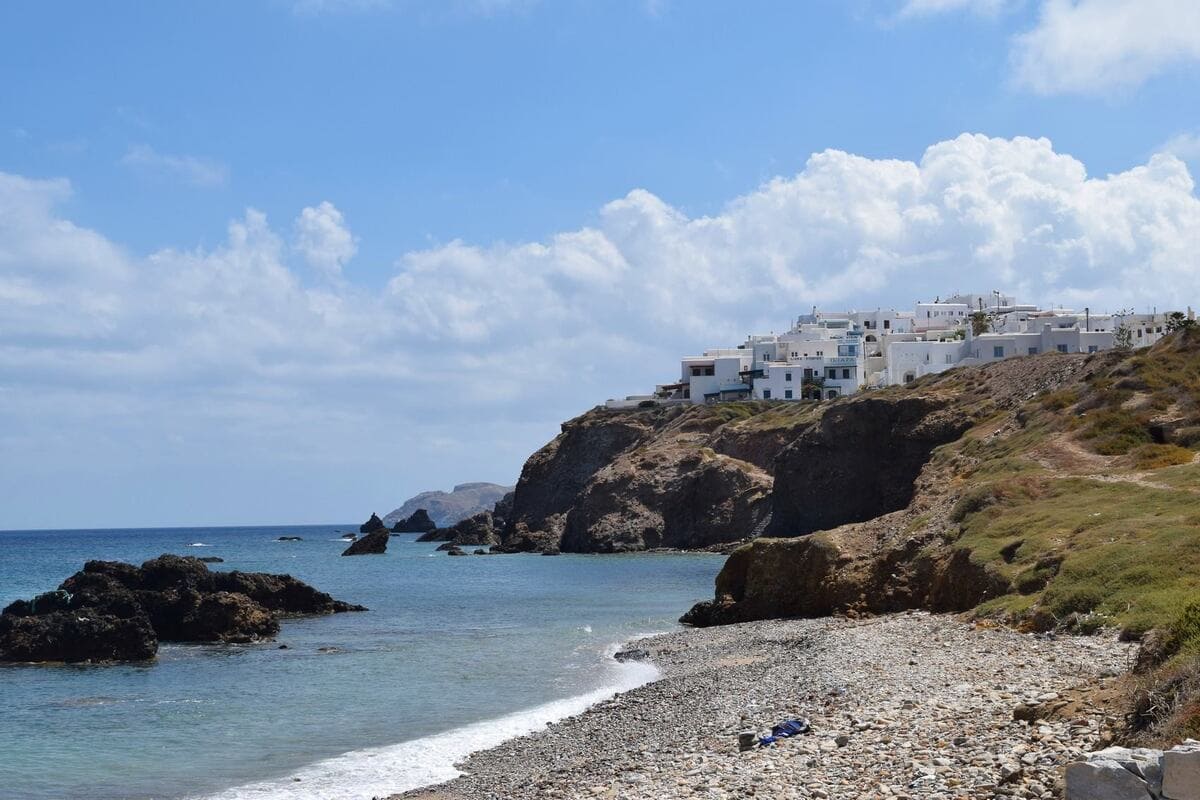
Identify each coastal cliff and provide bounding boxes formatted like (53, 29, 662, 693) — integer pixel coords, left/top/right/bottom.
(495, 403, 815, 553)
(685, 333, 1200, 644)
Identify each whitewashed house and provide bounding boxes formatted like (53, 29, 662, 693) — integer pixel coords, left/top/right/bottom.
(606, 295, 1188, 408)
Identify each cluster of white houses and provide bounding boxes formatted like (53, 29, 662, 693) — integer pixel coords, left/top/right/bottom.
(608, 293, 1188, 407)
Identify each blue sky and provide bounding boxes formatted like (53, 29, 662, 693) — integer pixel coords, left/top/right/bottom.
(2, 0, 1199, 528)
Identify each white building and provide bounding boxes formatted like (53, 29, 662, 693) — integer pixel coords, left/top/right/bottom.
(607, 295, 1187, 408)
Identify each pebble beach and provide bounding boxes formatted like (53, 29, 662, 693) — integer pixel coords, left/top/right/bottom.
(395, 613, 1136, 800)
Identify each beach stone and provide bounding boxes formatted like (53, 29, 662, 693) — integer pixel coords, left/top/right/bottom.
(1163, 747, 1200, 799)
(1064, 759, 1153, 800)
(737, 731, 757, 751)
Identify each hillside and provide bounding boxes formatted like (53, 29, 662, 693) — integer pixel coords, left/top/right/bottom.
(678, 331, 1200, 740)
(382, 482, 513, 528)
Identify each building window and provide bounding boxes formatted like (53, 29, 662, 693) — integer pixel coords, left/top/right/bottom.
(826, 368, 837, 380)
(993, 346, 1004, 358)
(803, 368, 813, 379)
(945, 354, 953, 364)
(1028, 347, 1038, 355)
(1088, 345, 1099, 353)
(1057, 344, 1068, 353)
(816, 351, 823, 356)
(785, 372, 792, 382)
(784, 389, 793, 400)
(826, 389, 838, 399)
(842, 368, 851, 379)
(883, 319, 890, 329)
(763, 389, 771, 400)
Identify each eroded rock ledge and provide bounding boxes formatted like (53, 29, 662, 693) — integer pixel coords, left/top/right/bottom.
(0, 555, 365, 663)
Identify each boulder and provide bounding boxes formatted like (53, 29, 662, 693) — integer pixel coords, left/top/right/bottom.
(342, 529, 389, 556)
(473, 549, 488, 555)
(614, 648, 649, 662)
(1164, 745, 1200, 799)
(359, 513, 387, 534)
(446, 546, 467, 556)
(197, 556, 224, 563)
(1065, 759, 1155, 800)
(0, 554, 364, 664)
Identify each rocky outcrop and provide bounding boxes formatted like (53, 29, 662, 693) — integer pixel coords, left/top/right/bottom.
(496, 404, 790, 553)
(342, 529, 388, 556)
(434, 511, 498, 551)
(359, 513, 387, 534)
(393, 508, 437, 534)
(383, 483, 514, 528)
(0, 555, 364, 663)
(766, 397, 972, 537)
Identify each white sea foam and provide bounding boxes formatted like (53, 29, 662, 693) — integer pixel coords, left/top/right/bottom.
(193, 649, 658, 800)
(187, 542, 211, 547)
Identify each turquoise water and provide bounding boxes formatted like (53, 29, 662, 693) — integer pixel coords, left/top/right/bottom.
(0, 526, 722, 800)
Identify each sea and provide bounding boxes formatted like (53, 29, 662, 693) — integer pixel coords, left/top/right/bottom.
(0, 525, 724, 800)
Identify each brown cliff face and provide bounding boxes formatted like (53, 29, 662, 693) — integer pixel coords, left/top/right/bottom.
(498, 404, 797, 553)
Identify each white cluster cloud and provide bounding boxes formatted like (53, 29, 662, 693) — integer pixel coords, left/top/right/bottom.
(3, 133, 1199, 525)
(293, 201, 358, 280)
(120, 144, 230, 188)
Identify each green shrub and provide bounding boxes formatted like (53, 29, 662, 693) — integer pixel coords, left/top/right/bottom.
(1133, 444, 1196, 470)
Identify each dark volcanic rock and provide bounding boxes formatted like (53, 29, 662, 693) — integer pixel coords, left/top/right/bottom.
(359, 513, 387, 534)
(0, 610, 157, 663)
(197, 556, 224, 563)
(445, 546, 467, 556)
(277, 536, 303, 541)
(341, 529, 388, 556)
(433, 512, 498, 550)
(0, 555, 365, 664)
(766, 397, 971, 537)
(393, 509, 438, 534)
(614, 648, 650, 662)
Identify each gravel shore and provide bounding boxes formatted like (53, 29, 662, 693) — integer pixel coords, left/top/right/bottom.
(394, 613, 1135, 800)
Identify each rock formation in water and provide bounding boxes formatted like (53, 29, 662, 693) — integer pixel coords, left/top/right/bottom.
(434, 511, 498, 551)
(341, 529, 389, 556)
(394, 508, 437, 534)
(383, 483, 514, 528)
(0, 555, 365, 663)
(359, 513, 387, 534)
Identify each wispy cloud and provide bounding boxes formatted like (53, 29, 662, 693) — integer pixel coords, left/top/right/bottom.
(1160, 131, 1200, 162)
(290, 0, 390, 14)
(1012, 0, 1200, 95)
(120, 145, 229, 189)
(897, 0, 1017, 18)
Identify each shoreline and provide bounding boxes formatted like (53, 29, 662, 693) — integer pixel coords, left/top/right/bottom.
(393, 613, 1134, 800)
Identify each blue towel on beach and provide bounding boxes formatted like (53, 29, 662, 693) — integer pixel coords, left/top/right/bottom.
(759, 718, 810, 746)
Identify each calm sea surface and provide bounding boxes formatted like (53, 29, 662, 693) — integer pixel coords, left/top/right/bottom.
(0, 526, 722, 800)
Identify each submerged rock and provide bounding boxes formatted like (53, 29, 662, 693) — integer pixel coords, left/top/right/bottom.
(0, 555, 365, 664)
(277, 536, 303, 541)
(341, 529, 388, 556)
